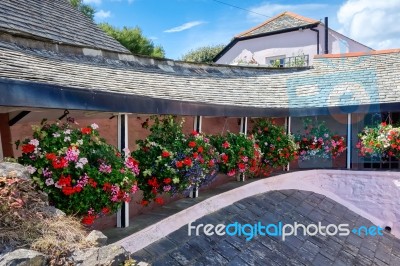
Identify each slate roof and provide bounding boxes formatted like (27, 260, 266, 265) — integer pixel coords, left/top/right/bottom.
(0, 40, 399, 117)
(0, 0, 129, 54)
(236, 11, 319, 38)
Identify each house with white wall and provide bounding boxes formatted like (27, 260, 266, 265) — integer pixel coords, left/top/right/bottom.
(213, 11, 373, 66)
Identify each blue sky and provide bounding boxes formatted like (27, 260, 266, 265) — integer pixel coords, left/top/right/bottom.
(84, 0, 400, 59)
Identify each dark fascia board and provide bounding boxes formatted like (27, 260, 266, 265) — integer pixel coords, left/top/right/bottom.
(213, 23, 320, 62)
(1, 78, 400, 118)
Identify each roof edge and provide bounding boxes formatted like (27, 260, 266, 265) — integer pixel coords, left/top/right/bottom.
(314, 49, 400, 59)
(235, 11, 319, 38)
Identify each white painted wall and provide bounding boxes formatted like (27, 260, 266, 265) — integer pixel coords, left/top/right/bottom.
(216, 25, 372, 66)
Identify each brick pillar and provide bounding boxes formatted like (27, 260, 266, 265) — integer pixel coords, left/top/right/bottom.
(0, 113, 13, 158)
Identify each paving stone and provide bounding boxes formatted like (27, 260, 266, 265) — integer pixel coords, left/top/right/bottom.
(213, 240, 239, 260)
(129, 190, 400, 266)
(169, 243, 201, 264)
(227, 256, 250, 266)
(312, 253, 333, 266)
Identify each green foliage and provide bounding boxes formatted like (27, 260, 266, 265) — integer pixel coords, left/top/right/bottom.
(99, 23, 165, 58)
(209, 132, 261, 177)
(69, 0, 95, 21)
(181, 44, 225, 63)
(251, 119, 298, 175)
(17, 120, 139, 225)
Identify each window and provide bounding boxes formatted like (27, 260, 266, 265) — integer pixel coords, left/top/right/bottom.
(266, 55, 285, 68)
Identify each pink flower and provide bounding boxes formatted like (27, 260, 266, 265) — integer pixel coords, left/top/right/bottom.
(65, 147, 80, 162)
(227, 169, 236, 176)
(131, 185, 139, 193)
(45, 178, 54, 186)
(99, 163, 112, 174)
(163, 185, 171, 192)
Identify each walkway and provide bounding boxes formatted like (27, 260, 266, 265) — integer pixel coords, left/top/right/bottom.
(132, 190, 400, 265)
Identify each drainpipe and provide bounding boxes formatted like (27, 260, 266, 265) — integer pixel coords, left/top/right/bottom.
(310, 27, 320, 55)
(324, 17, 329, 54)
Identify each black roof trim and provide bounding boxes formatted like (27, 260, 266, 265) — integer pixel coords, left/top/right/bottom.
(213, 23, 320, 62)
(1, 78, 399, 118)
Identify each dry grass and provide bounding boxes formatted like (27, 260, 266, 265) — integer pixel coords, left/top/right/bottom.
(0, 175, 92, 263)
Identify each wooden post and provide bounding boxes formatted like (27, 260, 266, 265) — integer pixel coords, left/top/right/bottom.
(0, 113, 13, 158)
(194, 116, 202, 133)
(240, 117, 248, 135)
(347, 113, 352, 169)
(117, 114, 129, 228)
(284, 116, 291, 171)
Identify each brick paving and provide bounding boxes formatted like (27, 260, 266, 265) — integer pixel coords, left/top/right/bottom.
(132, 190, 400, 265)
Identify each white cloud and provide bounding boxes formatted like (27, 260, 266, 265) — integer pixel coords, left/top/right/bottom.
(164, 21, 205, 33)
(337, 0, 400, 49)
(247, 2, 328, 23)
(83, 0, 102, 5)
(94, 10, 111, 20)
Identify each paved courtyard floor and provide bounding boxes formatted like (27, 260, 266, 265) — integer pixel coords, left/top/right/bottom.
(132, 190, 400, 265)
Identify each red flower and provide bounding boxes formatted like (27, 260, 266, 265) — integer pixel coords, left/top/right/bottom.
(176, 161, 183, 168)
(52, 157, 68, 169)
(57, 175, 72, 187)
(81, 215, 96, 225)
(88, 178, 97, 188)
(238, 163, 246, 170)
(222, 141, 230, 149)
(197, 146, 204, 153)
(21, 144, 35, 154)
(192, 152, 198, 159)
(141, 200, 149, 206)
(208, 160, 215, 167)
(62, 186, 75, 196)
(163, 178, 172, 184)
(188, 141, 196, 148)
(161, 150, 170, 158)
(74, 186, 82, 193)
(101, 207, 110, 214)
(155, 197, 164, 205)
(46, 153, 57, 161)
(191, 130, 199, 136)
(221, 154, 229, 163)
(103, 182, 112, 191)
(183, 157, 192, 166)
(81, 127, 92, 134)
(381, 122, 387, 127)
(148, 177, 159, 187)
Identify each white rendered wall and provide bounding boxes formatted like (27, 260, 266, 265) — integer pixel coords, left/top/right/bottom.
(217, 25, 372, 66)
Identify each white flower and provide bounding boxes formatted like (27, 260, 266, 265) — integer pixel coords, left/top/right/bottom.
(29, 139, 39, 147)
(91, 123, 99, 130)
(26, 165, 37, 174)
(53, 133, 61, 138)
(64, 129, 71, 135)
(64, 136, 71, 142)
(45, 178, 54, 186)
(77, 139, 83, 145)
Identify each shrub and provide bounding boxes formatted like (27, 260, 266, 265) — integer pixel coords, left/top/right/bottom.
(209, 132, 261, 177)
(132, 116, 217, 204)
(251, 119, 298, 175)
(16, 119, 139, 225)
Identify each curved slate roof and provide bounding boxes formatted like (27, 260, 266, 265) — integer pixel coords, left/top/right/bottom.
(0, 0, 129, 54)
(0, 40, 399, 117)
